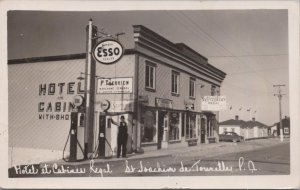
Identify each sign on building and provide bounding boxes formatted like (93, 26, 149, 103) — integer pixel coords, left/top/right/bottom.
(109, 100, 133, 112)
(201, 96, 226, 111)
(92, 39, 124, 64)
(155, 98, 173, 109)
(96, 77, 133, 94)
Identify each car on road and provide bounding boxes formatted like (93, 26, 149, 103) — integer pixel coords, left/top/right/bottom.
(219, 131, 244, 142)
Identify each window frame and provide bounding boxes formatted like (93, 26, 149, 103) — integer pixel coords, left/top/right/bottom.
(189, 77, 196, 99)
(171, 71, 180, 96)
(145, 62, 156, 91)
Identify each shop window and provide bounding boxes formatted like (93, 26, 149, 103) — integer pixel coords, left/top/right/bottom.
(206, 117, 215, 137)
(141, 109, 157, 143)
(171, 71, 180, 95)
(186, 113, 196, 139)
(189, 78, 195, 98)
(145, 63, 156, 90)
(169, 112, 180, 141)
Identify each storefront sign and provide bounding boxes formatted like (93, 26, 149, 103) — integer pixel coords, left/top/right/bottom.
(155, 98, 173, 109)
(96, 77, 133, 94)
(38, 82, 85, 121)
(201, 96, 226, 111)
(92, 39, 124, 64)
(109, 100, 133, 112)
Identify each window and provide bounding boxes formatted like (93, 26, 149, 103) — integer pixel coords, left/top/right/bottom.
(141, 109, 157, 143)
(145, 63, 156, 90)
(169, 112, 180, 141)
(189, 78, 195, 98)
(171, 71, 179, 95)
(211, 85, 216, 96)
(186, 113, 196, 139)
(284, 128, 289, 134)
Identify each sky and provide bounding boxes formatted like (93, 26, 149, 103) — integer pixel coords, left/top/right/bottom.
(7, 9, 289, 126)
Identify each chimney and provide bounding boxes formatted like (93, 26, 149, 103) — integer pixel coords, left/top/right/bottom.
(235, 115, 239, 120)
(252, 117, 255, 121)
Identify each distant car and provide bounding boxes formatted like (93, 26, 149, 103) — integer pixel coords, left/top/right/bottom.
(219, 132, 244, 143)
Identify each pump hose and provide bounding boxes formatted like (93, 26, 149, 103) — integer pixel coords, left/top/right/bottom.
(62, 127, 84, 162)
(89, 135, 114, 159)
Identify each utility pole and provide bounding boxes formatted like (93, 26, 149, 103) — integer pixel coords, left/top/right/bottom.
(273, 84, 285, 142)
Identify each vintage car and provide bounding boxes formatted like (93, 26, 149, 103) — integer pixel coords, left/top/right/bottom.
(219, 132, 244, 142)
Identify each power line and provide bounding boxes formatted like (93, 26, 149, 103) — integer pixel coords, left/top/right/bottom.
(206, 53, 288, 58)
(177, 11, 278, 86)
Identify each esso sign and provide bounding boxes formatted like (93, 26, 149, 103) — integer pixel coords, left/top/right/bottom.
(92, 39, 124, 64)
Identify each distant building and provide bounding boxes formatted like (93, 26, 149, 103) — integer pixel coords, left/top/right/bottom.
(275, 116, 290, 137)
(219, 115, 268, 139)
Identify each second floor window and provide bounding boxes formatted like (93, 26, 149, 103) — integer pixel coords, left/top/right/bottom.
(189, 78, 195, 98)
(171, 71, 179, 95)
(211, 85, 216, 96)
(145, 64, 156, 90)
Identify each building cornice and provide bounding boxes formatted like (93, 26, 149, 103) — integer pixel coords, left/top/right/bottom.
(133, 25, 226, 82)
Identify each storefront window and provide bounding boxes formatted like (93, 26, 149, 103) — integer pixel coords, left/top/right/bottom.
(141, 109, 157, 143)
(169, 112, 180, 141)
(186, 113, 197, 139)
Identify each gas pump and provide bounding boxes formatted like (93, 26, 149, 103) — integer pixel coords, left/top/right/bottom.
(62, 95, 85, 162)
(97, 112, 106, 158)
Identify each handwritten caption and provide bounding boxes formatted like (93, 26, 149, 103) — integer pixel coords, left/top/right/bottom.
(13, 157, 258, 177)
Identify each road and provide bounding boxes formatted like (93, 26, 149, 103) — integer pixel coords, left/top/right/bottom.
(9, 140, 289, 177)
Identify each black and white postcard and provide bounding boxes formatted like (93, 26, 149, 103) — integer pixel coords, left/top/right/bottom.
(0, 0, 299, 189)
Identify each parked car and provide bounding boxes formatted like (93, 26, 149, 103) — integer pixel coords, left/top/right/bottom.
(219, 132, 244, 142)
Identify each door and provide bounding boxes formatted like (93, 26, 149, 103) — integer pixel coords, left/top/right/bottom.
(157, 111, 166, 149)
(200, 118, 206, 143)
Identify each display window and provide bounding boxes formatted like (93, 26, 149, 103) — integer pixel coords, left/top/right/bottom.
(141, 109, 157, 143)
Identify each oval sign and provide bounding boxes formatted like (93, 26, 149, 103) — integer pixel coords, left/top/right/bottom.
(92, 39, 124, 64)
(100, 100, 110, 111)
(73, 95, 84, 107)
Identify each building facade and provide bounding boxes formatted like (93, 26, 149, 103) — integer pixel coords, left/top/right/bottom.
(8, 25, 226, 162)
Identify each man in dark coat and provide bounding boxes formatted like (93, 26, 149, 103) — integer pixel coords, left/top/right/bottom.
(111, 115, 128, 158)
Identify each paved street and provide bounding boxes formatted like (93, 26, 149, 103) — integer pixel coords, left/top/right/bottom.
(8, 138, 290, 177)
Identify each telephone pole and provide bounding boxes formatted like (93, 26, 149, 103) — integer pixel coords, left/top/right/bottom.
(273, 84, 285, 142)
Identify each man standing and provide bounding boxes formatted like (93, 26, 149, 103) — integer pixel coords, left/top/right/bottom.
(111, 115, 128, 158)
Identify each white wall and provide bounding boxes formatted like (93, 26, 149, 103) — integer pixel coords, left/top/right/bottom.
(219, 125, 241, 135)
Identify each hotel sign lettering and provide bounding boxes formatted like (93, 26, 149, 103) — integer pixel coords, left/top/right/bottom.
(201, 96, 226, 111)
(155, 98, 173, 109)
(96, 77, 133, 94)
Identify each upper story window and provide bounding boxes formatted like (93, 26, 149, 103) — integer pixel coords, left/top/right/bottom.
(171, 71, 180, 95)
(145, 63, 156, 90)
(189, 78, 196, 98)
(211, 85, 216, 96)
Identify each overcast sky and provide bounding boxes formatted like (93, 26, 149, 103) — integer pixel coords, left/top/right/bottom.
(7, 9, 289, 125)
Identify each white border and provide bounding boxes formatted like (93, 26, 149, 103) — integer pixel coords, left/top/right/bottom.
(0, 0, 299, 189)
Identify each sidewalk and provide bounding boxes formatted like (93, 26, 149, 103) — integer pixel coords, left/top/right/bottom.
(39, 137, 289, 167)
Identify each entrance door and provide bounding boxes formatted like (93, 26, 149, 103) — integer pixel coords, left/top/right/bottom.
(201, 118, 206, 143)
(157, 111, 166, 149)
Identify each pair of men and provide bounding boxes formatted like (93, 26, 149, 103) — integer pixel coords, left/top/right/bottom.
(110, 115, 128, 158)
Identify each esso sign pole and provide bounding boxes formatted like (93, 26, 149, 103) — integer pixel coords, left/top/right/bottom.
(92, 39, 124, 65)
